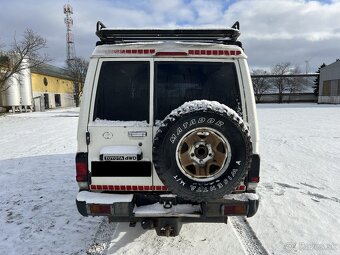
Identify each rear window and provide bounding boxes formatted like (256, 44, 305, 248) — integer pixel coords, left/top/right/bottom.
(93, 61, 150, 122)
(155, 61, 241, 121)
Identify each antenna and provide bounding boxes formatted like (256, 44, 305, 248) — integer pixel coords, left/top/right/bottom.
(64, 3, 76, 65)
(305, 57, 312, 74)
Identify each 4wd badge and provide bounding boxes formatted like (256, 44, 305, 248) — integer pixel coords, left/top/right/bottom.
(101, 154, 138, 161)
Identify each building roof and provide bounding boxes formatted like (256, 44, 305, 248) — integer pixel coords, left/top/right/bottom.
(321, 59, 340, 70)
(31, 63, 72, 80)
(320, 59, 340, 81)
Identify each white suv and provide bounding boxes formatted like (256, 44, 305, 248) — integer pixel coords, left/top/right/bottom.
(76, 21, 260, 236)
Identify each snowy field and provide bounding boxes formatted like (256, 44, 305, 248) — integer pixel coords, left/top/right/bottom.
(0, 104, 339, 255)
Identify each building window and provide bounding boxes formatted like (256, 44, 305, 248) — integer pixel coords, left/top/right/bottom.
(322, 80, 331, 96)
(323, 79, 340, 96)
(43, 77, 48, 86)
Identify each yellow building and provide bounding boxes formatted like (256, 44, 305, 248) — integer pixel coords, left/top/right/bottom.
(31, 64, 75, 110)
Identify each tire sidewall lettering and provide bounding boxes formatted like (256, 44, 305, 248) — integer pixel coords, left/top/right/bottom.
(154, 108, 251, 201)
(169, 116, 225, 144)
(166, 112, 245, 193)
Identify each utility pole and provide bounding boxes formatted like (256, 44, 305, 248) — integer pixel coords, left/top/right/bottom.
(305, 60, 309, 74)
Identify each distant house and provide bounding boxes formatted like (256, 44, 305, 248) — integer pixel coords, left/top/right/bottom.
(318, 60, 340, 104)
(31, 64, 75, 111)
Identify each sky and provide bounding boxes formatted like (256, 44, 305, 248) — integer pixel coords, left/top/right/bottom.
(0, 0, 339, 72)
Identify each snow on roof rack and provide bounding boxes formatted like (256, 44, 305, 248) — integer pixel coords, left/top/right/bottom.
(95, 21, 242, 46)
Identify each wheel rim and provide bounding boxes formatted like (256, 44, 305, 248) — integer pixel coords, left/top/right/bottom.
(176, 127, 231, 182)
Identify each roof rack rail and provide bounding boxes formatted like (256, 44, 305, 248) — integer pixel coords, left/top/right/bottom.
(95, 21, 241, 46)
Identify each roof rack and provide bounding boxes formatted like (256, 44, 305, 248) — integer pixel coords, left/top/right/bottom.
(95, 21, 241, 46)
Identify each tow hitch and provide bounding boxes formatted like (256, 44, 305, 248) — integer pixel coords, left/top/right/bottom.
(140, 218, 183, 237)
(154, 218, 183, 237)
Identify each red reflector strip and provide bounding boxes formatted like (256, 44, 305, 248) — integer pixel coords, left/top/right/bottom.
(90, 185, 168, 191)
(108, 49, 156, 55)
(188, 49, 241, 56)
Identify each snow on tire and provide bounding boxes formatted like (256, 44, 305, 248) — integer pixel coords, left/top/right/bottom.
(153, 100, 252, 202)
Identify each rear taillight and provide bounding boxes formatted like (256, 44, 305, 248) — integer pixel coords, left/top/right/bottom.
(247, 176, 260, 191)
(76, 162, 87, 182)
(234, 184, 246, 191)
(250, 176, 260, 183)
(75, 153, 88, 182)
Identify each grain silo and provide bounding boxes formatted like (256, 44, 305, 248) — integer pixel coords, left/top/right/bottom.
(0, 73, 21, 112)
(19, 58, 33, 111)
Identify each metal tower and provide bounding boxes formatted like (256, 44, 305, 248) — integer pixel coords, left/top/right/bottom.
(64, 3, 76, 64)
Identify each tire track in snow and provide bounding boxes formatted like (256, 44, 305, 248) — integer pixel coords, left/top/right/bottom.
(86, 218, 118, 255)
(230, 217, 269, 255)
(86, 216, 268, 255)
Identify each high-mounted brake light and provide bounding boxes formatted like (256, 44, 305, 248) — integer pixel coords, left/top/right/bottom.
(155, 52, 188, 56)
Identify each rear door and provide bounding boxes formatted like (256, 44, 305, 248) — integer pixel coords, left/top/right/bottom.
(87, 58, 154, 188)
(152, 58, 245, 186)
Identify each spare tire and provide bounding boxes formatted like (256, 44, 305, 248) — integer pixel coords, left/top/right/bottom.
(153, 100, 252, 202)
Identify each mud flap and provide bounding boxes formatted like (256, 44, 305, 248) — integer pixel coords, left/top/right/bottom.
(76, 199, 88, 216)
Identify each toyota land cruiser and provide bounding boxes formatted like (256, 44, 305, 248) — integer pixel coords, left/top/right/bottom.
(75, 21, 260, 237)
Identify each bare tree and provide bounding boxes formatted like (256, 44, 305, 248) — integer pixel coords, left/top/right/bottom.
(0, 29, 50, 93)
(285, 66, 307, 103)
(290, 67, 308, 93)
(270, 62, 291, 103)
(251, 69, 272, 102)
(67, 57, 89, 107)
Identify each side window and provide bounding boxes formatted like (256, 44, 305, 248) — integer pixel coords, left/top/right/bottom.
(322, 80, 330, 96)
(93, 61, 150, 122)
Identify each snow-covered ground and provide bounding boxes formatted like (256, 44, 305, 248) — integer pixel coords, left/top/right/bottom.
(0, 104, 339, 255)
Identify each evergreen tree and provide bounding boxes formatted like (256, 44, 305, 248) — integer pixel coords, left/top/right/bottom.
(313, 63, 326, 96)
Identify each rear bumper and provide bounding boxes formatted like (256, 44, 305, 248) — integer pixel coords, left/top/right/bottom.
(76, 191, 259, 221)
